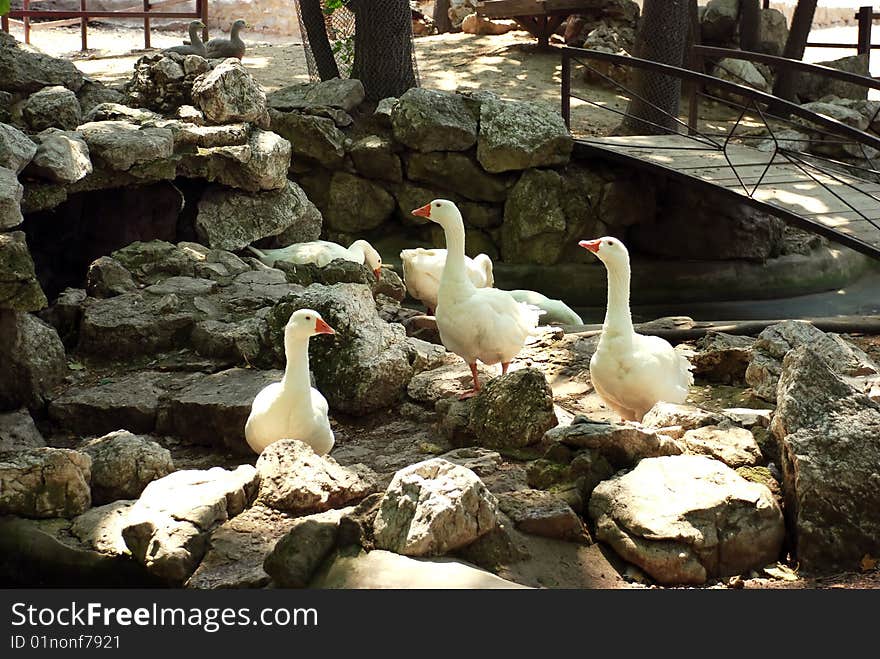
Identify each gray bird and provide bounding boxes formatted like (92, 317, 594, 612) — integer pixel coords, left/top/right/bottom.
(163, 20, 207, 57)
(205, 19, 247, 59)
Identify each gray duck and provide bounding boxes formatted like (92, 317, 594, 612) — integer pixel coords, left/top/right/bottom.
(205, 19, 247, 59)
(163, 20, 207, 57)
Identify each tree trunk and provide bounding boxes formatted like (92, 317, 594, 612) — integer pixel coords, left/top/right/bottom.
(619, 0, 690, 135)
(739, 0, 761, 51)
(298, 0, 340, 81)
(433, 0, 452, 34)
(351, 0, 418, 101)
(772, 0, 818, 104)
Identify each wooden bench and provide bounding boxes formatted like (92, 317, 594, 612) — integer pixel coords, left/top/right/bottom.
(476, 0, 589, 47)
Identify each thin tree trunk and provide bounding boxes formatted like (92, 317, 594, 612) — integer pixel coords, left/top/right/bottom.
(772, 0, 818, 104)
(433, 0, 452, 34)
(740, 0, 761, 51)
(351, 0, 417, 100)
(299, 0, 340, 81)
(619, 0, 690, 135)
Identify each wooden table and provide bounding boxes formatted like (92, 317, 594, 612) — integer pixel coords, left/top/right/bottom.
(476, 0, 590, 48)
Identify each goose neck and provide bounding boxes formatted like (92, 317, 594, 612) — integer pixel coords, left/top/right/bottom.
(602, 258, 634, 338)
(438, 216, 471, 286)
(281, 332, 311, 395)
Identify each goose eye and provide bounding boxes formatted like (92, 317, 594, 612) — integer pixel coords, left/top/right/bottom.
(434, 202, 441, 207)
(305, 315, 311, 321)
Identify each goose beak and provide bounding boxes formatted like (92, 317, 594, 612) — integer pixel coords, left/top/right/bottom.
(411, 203, 431, 220)
(373, 267, 382, 280)
(579, 239, 601, 254)
(314, 318, 335, 335)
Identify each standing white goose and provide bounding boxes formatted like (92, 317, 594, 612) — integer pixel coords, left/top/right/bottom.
(413, 199, 540, 398)
(400, 247, 494, 315)
(245, 308, 336, 455)
(248, 239, 383, 280)
(579, 237, 693, 421)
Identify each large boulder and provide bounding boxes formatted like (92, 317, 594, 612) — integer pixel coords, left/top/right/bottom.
(745, 320, 877, 401)
(711, 58, 770, 93)
(757, 8, 789, 56)
(373, 458, 498, 556)
(196, 180, 319, 251)
(405, 151, 510, 203)
(269, 111, 346, 170)
(0, 448, 91, 518)
(0, 37, 84, 93)
(122, 465, 259, 582)
(349, 134, 402, 183)
(701, 0, 740, 45)
(0, 123, 37, 174)
(270, 284, 414, 415)
(589, 455, 784, 585)
(0, 310, 65, 410)
(496, 489, 588, 542)
(391, 88, 479, 153)
(78, 430, 174, 505)
(256, 439, 378, 515)
(22, 85, 82, 132)
(796, 54, 870, 103)
(691, 331, 754, 384)
(0, 408, 45, 452)
(261, 510, 346, 588)
(679, 424, 763, 468)
(86, 256, 137, 298)
(770, 346, 880, 571)
(268, 78, 365, 113)
(111, 240, 196, 284)
(476, 97, 573, 173)
(78, 121, 174, 173)
(314, 171, 396, 233)
(125, 51, 210, 114)
(25, 128, 92, 184)
(191, 58, 270, 127)
(0, 166, 23, 230)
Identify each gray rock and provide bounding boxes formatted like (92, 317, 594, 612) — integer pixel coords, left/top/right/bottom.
(49, 371, 186, 436)
(641, 402, 727, 431)
(0, 123, 37, 173)
(0, 408, 45, 452)
(85, 256, 137, 298)
(125, 52, 210, 114)
(0, 310, 65, 409)
(77, 292, 194, 358)
(191, 58, 270, 127)
(76, 79, 126, 114)
(497, 489, 588, 542)
(544, 416, 682, 468)
(712, 58, 770, 93)
(71, 500, 135, 556)
(262, 514, 340, 588)
(269, 283, 414, 415)
(156, 367, 282, 452)
(268, 79, 366, 113)
(78, 121, 174, 172)
(691, 332, 754, 384)
(589, 455, 785, 585)
(373, 458, 498, 556)
(796, 54, 870, 103)
(270, 110, 346, 169)
(391, 88, 479, 152)
(122, 465, 259, 582)
(745, 320, 877, 401)
(406, 150, 510, 202)
(25, 128, 92, 183)
(0, 165, 23, 230)
(701, 0, 740, 45)
(797, 100, 868, 130)
(476, 97, 572, 173)
(312, 547, 527, 588)
(758, 8, 789, 56)
(256, 439, 378, 514)
(111, 240, 196, 284)
(177, 128, 290, 192)
(374, 97, 397, 126)
(770, 346, 880, 570)
(680, 424, 763, 468)
(319, 171, 396, 233)
(350, 134, 402, 182)
(195, 180, 315, 251)
(186, 503, 301, 589)
(0, 447, 91, 518)
(723, 407, 773, 429)
(191, 316, 268, 364)
(78, 430, 174, 505)
(23, 85, 82, 132)
(165, 121, 250, 148)
(438, 447, 502, 477)
(0, 38, 84, 93)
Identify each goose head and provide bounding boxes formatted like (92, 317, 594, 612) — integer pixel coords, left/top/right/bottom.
(190, 19, 206, 31)
(350, 240, 382, 280)
(412, 199, 462, 231)
(473, 253, 495, 287)
(231, 19, 248, 32)
(579, 236, 630, 270)
(285, 308, 335, 341)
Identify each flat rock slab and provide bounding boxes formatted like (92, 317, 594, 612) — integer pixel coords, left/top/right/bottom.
(544, 417, 682, 468)
(497, 489, 589, 543)
(589, 455, 784, 585)
(680, 425, 763, 468)
(312, 548, 527, 589)
(122, 465, 259, 583)
(156, 367, 282, 452)
(0, 447, 91, 518)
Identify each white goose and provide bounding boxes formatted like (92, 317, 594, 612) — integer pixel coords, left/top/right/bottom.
(244, 308, 336, 455)
(400, 247, 494, 315)
(248, 240, 383, 279)
(509, 290, 583, 326)
(580, 237, 693, 421)
(413, 199, 540, 397)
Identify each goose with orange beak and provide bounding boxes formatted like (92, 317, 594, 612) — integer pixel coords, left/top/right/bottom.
(579, 236, 692, 421)
(245, 308, 337, 454)
(412, 200, 540, 398)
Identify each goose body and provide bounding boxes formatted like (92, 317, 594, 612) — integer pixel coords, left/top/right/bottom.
(205, 19, 247, 59)
(248, 239, 383, 279)
(244, 308, 336, 454)
(580, 237, 693, 421)
(413, 200, 539, 396)
(164, 20, 207, 56)
(401, 247, 494, 314)
(509, 290, 583, 325)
